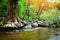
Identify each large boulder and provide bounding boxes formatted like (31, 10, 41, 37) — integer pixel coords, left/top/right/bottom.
(31, 21, 38, 28)
(37, 20, 49, 27)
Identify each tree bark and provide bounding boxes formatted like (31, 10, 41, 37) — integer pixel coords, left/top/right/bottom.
(3, 0, 21, 27)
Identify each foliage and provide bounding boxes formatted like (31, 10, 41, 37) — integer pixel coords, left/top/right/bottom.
(18, 0, 28, 19)
(0, 0, 60, 25)
(0, 0, 7, 17)
(56, 3, 60, 9)
(40, 9, 57, 24)
(53, 9, 60, 23)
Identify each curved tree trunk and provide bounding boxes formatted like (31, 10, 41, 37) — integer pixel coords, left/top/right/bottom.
(3, 0, 21, 27)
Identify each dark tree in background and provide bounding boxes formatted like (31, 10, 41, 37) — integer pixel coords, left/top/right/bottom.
(56, 3, 60, 10)
(27, 0, 30, 20)
(4, 0, 21, 27)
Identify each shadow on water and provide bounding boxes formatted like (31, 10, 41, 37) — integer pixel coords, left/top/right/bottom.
(0, 28, 60, 40)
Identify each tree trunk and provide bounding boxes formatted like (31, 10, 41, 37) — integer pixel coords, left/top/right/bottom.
(37, 8, 42, 20)
(27, 0, 30, 20)
(3, 0, 21, 27)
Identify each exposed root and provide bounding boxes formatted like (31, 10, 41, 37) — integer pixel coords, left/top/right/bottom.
(3, 22, 20, 27)
(3, 17, 22, 27)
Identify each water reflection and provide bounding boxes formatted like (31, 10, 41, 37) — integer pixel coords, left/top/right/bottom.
(0, 28, 60, 40)
(48, 28, 60, 40)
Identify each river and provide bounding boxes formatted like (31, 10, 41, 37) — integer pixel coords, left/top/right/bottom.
(0, 28, 60, 40)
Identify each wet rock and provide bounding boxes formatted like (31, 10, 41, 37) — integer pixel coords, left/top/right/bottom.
(33, 19, 38, 22)
(37, 20, 49, 27)
(20, 23, 24, 27)
(19, 20, 28, 29)
(14, 30, 19, 32)
(3, 22, 20, 27)
(11, 23, 17, 27)
(24, 22, 32, 28)
(31, 21, 38, 28)
(3, 23, 16, 27)
(19, 23, 27, 29)
(15, 23, 20, 27)
(50, 24, 56, 28)
(3, 24, 11, 27)
(22, 20, 27, 24)
(50, 23, 59, 28)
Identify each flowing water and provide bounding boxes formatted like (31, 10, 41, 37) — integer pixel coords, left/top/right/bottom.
(0, 28, 60, 40)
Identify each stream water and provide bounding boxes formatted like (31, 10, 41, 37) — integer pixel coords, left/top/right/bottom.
(0, 28, 60, 40)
